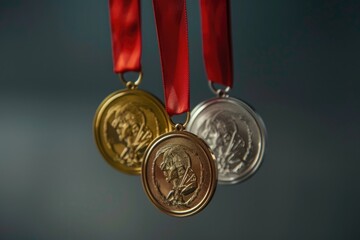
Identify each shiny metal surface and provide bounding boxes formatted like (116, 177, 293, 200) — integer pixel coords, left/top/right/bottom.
(142, 130, 217, 217)
(93, 89, 172, 174)
(119, 71, 143, 89)
(208, 81, 231, 96)
(187, 96, 266, 184)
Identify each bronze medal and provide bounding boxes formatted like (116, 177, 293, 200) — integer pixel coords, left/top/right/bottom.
(94, 78, 172, 175)
(143, 0, 216, 217)
(142, 122, 217, 217)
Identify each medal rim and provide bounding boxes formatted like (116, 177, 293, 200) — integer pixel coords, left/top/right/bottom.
(141, 130, 217, 217)
(93, 89, 172, 175)
(187, 96, 267, 185)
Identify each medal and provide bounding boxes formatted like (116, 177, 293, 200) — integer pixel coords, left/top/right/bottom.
(187, 0, 267, 184)
(187, 90, 266, 185)
(142, 116, 217, 217)
(142, 0, 217, 217)
(93, 0, 171, 175)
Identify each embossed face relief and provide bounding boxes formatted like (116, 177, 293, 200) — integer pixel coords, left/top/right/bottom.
(142, 131, 217, 217)
(197, 111, 252, 176)
(156, 145, 199, 207)
(94, 89, 172, 174)
(105, 103, 157, 168)
(187, 97, 266, 184)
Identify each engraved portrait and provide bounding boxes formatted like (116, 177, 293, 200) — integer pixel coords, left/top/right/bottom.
(104, 103, 159, 167)
(197, 111, 252, 175)
(154, 145, 199, 207)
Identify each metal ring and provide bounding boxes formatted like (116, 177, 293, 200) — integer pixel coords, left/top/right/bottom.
(208, 81, 231, 97)
(119, 71, 143, 89)
(170, 111, 190, 130)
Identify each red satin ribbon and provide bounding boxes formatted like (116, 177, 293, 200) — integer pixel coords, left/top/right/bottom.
(109, 0, 141, 73)
(153, 0, 190, 116)
(200, 0, 233, 88)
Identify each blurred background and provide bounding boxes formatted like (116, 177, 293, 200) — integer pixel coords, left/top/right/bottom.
(0, 0, 359, 239)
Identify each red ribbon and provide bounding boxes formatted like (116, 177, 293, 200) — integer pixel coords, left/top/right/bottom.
(153, 0, 190, 116)
(200, 0, 233, 88)
(109, 0, 141, 73)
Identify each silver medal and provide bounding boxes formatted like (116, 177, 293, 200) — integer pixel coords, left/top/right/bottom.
(187, 94, 266, 185)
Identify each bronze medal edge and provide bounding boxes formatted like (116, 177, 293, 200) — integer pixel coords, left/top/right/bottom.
(141, 130, 217, 217)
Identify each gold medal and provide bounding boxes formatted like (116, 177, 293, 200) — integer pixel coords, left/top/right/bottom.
(142, 116, 217, 217)
(94, 73, 172, 174)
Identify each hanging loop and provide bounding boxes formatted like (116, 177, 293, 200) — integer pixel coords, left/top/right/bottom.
(119, 71, 143, 89)
(209, 81, 231, 97)
(170, 112, 190, 131)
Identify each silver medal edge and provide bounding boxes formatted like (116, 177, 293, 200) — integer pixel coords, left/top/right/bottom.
(187, 96, 267, 185)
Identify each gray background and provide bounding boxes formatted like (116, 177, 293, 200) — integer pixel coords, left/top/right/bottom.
(0, 0, 359, 239)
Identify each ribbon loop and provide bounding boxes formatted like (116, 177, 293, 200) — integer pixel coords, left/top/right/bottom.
(109, 0, 142, 73)
(200, 0, 233, 88)
(153, 0, 190, 116)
